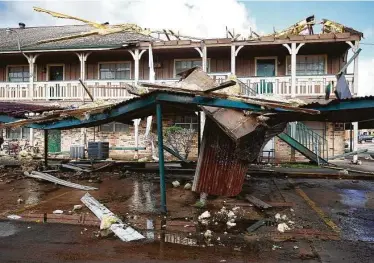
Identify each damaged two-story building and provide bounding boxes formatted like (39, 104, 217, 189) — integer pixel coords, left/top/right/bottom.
(0, 14, 363, 163)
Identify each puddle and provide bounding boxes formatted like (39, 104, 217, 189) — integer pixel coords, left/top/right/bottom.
(129, 180, 157, 213)
(340, 189, 367, 208)
(0, 222, 18, 237)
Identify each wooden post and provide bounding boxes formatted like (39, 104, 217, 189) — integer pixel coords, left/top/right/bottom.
(44, 129, 48, 168)
(197, 111, 201, 156)
(283, 43, 304, 98)
(156, 103, 167, 213)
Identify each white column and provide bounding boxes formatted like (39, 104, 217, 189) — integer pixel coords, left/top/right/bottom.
(346, 41, 360, 162)
(283, 43, 304, 98)
(76, 52, 91, 147)
(133, 118, 141, 159)
(230, 45, 244, 75)
(25, 54, 38, 145)
(149, 43, 155, 82)
(129, 49, 146, 85)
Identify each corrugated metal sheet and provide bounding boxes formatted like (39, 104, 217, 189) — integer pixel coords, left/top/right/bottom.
(0, 102, 61, 117)
(192, 118, 249, 196)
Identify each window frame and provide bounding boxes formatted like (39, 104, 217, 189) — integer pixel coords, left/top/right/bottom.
(6, 64, 34, 82)
(173, 58, 211, 78)
(5, 127, 31, 140)
(286, 54, 327, 76)
(97, 61, 132, 80)
(99, 122, 130, 132)
(173, 115, 199, 131)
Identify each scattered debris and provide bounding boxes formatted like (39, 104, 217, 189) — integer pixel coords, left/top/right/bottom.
(275, 213, 281, 221)
(73, 205, 83, 211)
(53, 210, 64, 214)
(294, 245, 299, 249)
(246, 195, 272, 209)
(17, 198, 24, 204)
(272, 245, 282, 250)
(7, 215, 22, 220)
(184, 183, 192, 190)
(338, 169, 349, 175)
(24, 171, 97, 191)
(246, 219, 267, 233)
(61, 164, 92, 173)
(277, 223, 290, 233)
(204, 230, 212, 239)
(80, 193, 144, 242)
(172, 180, 180, 187)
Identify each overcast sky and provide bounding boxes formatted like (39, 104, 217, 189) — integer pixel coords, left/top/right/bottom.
(0, 0, 372, 96)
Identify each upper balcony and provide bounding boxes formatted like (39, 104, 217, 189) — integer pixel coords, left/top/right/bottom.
(0, 41, 356, 101)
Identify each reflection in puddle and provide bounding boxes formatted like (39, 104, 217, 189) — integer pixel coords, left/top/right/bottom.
(0, 222, 17, 237)
(129, 180, 157, 213)
(340, 189, 367, 208)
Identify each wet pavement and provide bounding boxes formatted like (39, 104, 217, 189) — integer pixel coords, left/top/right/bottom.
(1, 167, 374, 262)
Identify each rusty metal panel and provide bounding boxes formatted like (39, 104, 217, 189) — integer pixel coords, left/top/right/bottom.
(192, 118, 249, 196)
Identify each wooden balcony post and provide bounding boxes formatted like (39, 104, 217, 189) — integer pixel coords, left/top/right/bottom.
(25, 54, 39, 100)
(76, 52, 91, 101)
(149, 43, 155, 83)
(230, 45, 244, 75)
(283, 43, 304, 98)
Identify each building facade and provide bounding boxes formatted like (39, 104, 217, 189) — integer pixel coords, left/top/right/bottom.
(0, 23, 362, 162)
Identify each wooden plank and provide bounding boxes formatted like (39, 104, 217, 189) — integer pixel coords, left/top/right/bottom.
(245, 195, 272, 209)
(203, 80, 237, 93)
(247, 219, 267, 233)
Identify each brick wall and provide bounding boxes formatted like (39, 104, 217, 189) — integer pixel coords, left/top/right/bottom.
(274, 122, 345, 163)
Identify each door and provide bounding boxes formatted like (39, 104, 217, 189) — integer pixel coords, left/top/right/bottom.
(256, 59, 276, 94)
(48, 66, 64, 81)
(48, 130, 61, 153)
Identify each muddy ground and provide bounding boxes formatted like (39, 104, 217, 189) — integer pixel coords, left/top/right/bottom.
(1, 164, 374, 262)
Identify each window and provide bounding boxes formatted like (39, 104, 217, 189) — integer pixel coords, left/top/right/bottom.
(5, 127, 30, 139)
(99, 62, 131, 80)
(175, 59, 208, 77)
(100, 122, 129, 132)
(173, 115, 199, 130)
(8, 66, 29, 82)
(287, 55, 326, 76)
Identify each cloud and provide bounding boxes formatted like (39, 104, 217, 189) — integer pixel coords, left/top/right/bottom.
(0, 0, 257, 38)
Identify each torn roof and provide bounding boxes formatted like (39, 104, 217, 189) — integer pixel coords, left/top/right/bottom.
(0, 101, 62, 118)
(0, 25, 155, 52)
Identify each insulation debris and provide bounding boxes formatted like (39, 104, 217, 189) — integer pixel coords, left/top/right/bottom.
(80, 193, 144, 242)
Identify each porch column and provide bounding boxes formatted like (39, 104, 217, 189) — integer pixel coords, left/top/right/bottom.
(129, 49, 147, 84)
(76, 52, 91, 101)
(194, 43, 208, 138)
(149, 43, 155, 82)
(283, 43, 305, 98)
(25, 54, 39, 100)
(76, 52, 91, 150)
(346, 41, 360, 163)
(230, 45, 244, 75)
(133, 118, 141, 159)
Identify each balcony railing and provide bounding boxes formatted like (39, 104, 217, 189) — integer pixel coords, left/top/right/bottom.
(0, 74, 354, 101)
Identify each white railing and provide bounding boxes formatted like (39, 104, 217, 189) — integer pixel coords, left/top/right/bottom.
(0, 74, 355, 101)
(239, 75, 354, 96)
(85, 80, 134, 100)
(0, 82, 31, 100)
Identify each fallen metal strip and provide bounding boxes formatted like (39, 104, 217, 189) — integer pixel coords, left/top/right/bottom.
(61, 164, 92, 173)
(80, 193, 144, 242)
(246, 195, 272, 209)
(26, 171, 97, 191)
(328, 149, 368, 160)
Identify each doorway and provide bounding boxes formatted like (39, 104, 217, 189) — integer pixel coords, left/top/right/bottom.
(48, 130, 61, 153)
(256, 58, 276, 94)
(48, 65, 64, 81)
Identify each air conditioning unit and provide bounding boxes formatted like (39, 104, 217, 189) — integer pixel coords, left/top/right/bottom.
(70, 145, 85, 159)
(87, 142, 109, 160)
